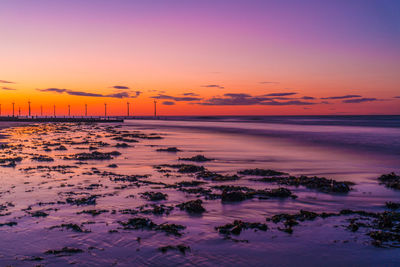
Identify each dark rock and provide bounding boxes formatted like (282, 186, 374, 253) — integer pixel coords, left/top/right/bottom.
(238, 168, 287, 176)
(140, 191, 168, 201)
(216, 220, 268, 236)
(177, 199, 206, 214)
(44, 247, 83, 254)
(156, 147, 181, 152)
(378, 172, 400, 190)
(179, 155, 213, 162)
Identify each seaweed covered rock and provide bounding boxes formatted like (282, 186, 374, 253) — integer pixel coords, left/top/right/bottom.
(156, 147, 181, 152)
(220, 187, 295, 202)
(378, 172, 400, 190)
(140, 191, 168, 201)
(197, 170, 240, 181)
(118, 217, 185, 236)
(31, 155, 54, 162)
(64, 151, 121, 161)
(253, 175, 354, 193)
(238, 168, 287, 176)
(176, 199, 206, 214)
(179, 155, 213, 162)
(44, 247, 83, 255)
(66, 195, 97, 205)
(156, 164, 205, 173)
(216, 220, 268, 236)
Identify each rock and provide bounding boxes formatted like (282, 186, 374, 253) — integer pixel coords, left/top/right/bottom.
(179, 155, 213, 162)
(216, 220, 268, 236)
(140, 191, 168, 201)
(378, 172, 400, 190)
(156, 147, 181, 152)
(44, 247, 83, 255)
(238, 168, 287, 176)
(177, 199, 206, 213)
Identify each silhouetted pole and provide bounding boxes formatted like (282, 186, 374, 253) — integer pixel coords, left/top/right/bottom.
(85, 104, 87, 116)
(53, 105, 56, 117)
(28, 101, 31, 117)
(12, 102, 15, 117)
(40, 105, 43, 116)
(104, 103, 107, 117)
(68, 105, 71, 116)
(154, 100, 157, 118)
(0, 104, 2, 116)
(18, 107, 21, 116)
(127, 102, 130, 116)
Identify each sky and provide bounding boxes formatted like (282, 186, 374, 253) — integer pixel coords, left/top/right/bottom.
(0, 0, 399, 116)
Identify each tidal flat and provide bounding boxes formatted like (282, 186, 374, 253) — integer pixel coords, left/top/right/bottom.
(0, 119, 400, 266)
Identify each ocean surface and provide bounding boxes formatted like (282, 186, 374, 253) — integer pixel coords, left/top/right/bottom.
(0, 116, 399, 266)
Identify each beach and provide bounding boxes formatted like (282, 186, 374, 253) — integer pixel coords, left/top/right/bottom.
(0, 116, 399, 266)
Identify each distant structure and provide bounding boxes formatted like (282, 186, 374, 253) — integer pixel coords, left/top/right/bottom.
(53, 105, 56, 117)
(28, 101, 31, 117)
(18, 107, 21, 116)
(85, 104, 88, 116)
(40, 105, 43, 116)
(127, 102, 130, 116)
(104, 103, 107, 117)
(154, 100, 157, 118)
(0, 104, 2, 116)
(68, 105, 71, 116)
(12, 102, 15, 117)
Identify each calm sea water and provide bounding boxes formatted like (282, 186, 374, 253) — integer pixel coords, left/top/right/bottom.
(0, 116, 399, 266)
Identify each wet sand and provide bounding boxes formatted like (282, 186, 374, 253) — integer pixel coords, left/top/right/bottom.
(0, 121, 399, 266)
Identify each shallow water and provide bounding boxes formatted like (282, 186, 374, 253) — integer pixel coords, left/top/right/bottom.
(0, 120, 399, 266)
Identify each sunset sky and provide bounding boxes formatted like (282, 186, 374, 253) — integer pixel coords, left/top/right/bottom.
(0, 0, 399, 116)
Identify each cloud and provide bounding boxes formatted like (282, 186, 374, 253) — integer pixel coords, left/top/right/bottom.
(301, 96, 315, 100)
(0, 80, 14, 84)
(394, 96, 400, 99)
(37, 88, 139, 99)
(111, 85, 130, 90)
(1, 87, 16, 90)
(162, 101, 175, 105)
(38, 88, 67, 93)
(151, 94, 202, 102)
(342, 98, 378, 103)
(197, 93, 315, 106)
(182, 92, 200, 96)
(259, 81, 279, 85)
(260, 100, 316, 106)
(264, 92, 297, 97)
(66, 91, 103, 97)
(201, 84, 224, 89)
(321, 95, 361, 100)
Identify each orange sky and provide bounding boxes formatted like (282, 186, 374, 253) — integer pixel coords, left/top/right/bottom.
(1, 0, 399, 116)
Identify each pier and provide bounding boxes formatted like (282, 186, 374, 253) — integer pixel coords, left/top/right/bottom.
(0, 116, 124, 123)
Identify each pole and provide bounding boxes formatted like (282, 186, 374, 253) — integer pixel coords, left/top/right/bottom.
(85, 104, 87, 117)
(0, 104, 2, 116)
(127, 102, 130, 117)
(18, 107, 21, 116)
(154, 100, 157, 118)
(53, 105, 56, 117)
(28, 101, 31, 117)
(41, 105, 43, 116)
(68, 105, 70, 116)
(104, 103, 107, 117)
(12, 102, 15, 117)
